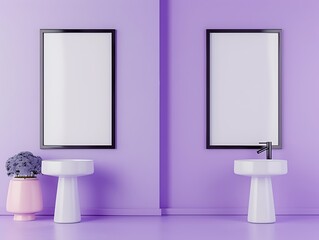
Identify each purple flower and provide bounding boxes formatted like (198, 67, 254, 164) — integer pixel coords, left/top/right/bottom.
(6, 151, 42, 177)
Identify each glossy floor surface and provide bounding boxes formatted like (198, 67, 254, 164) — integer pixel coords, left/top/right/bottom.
(0, 215, 318, 240)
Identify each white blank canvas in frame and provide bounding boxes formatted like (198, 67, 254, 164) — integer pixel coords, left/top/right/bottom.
(208, 31, 280, 147)
(43, 31, 114, 147)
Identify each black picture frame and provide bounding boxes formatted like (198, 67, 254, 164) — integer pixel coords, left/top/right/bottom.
(40, 29, 116, 149)
(206, 29, 282, 149)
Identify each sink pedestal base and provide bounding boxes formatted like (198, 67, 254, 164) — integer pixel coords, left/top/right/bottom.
(54, 177, 81, 224)
(248, 177, 275, 224)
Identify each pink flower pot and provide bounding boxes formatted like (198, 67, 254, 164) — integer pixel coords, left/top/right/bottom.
(6, 178, 43, 221)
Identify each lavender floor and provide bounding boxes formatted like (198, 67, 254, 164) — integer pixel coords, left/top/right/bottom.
(0, 215, 318, 240)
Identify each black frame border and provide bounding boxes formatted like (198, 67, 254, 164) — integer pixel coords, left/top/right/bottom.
(206, 29, 282, 149)
(40, 29, 116, 149)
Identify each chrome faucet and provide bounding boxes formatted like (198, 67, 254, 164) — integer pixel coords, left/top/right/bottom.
(257, 142, 272, 159)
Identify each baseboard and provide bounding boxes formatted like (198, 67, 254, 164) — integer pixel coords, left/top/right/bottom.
(161, 208, 319, 216)
(161, 208, 246, 215)
(276, 208, 319, 215)
(81, 208, 162, 216)
(2, 207, 319, 216)
(35, 208, 162, 216)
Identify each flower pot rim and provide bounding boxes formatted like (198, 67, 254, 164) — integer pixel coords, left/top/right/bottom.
(11, 177, 38, 181)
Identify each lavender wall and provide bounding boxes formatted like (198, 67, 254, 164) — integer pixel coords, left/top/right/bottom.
(161, 0, 319, 214)
(1, 0, 319, 216)
(0, 0, 160, 215)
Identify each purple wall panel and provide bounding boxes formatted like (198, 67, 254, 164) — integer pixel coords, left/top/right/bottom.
(162, 0, 319, 213)
(0, 0, 319, 215)
(0, 0, 160, 214)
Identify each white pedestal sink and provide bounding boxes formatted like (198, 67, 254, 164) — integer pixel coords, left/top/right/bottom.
(42, 159, 94, 223)
(234, 159, 287, 223)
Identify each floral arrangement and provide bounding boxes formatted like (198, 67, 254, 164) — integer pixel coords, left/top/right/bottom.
(6, 151, 42, 178)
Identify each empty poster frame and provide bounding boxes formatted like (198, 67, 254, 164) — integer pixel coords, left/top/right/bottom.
(41, 29, 116, 149)
(206, 29, 281, 149)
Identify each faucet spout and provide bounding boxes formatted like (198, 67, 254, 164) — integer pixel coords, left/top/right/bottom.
(257, 142, 272, 159)
(257, 146, 267, 154)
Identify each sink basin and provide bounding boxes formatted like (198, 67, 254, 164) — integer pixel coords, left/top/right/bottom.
(42, 159, 94, 177)
(42, 159, 94, 223)
(234, 159, 288, 224)
(234, 159, 287, 176)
